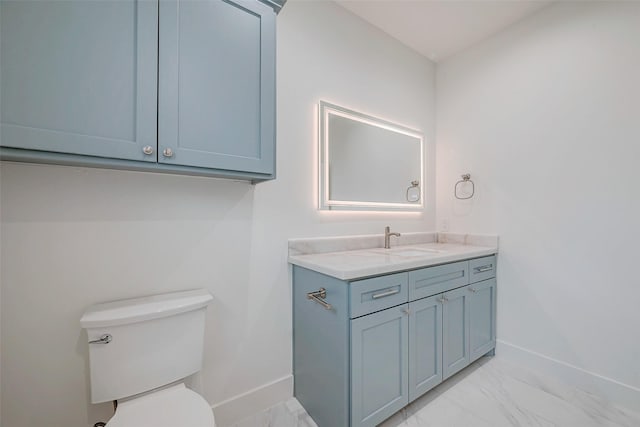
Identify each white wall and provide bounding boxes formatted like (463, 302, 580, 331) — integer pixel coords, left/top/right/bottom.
(437, 1, 640, 407)
(0, 1, 436, 426)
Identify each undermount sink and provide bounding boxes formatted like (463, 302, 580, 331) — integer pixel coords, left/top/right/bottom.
(371, 247, 443, 257)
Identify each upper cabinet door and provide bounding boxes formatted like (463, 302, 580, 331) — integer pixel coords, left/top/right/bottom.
(158, 0, 276, 175)
(0, 0, 158, 162)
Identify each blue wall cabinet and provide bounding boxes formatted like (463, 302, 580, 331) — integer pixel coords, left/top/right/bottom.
(351, 305, 409, 427)
(0, 0, 158, 162)
(158, 0, 275, 174)
(292, 254, 497, 427)
(0, 0, 277, 181)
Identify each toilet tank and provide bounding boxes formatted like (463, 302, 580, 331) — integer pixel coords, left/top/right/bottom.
(80, 289, 213, 403)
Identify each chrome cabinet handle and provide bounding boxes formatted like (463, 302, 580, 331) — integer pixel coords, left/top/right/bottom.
(163, 147, 174, 158)
(142, 145, 154, 155)
(468, 287, 478, 293)
(88, 334, 112, 345)
(438, 296, 448, 303)
(474, 265, 493, 273)
(372, 288, 400, 300)
(307, 288, 332, 310)
(402, 308, 411, 315)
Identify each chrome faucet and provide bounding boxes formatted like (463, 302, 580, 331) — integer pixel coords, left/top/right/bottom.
(384, 226, 401, 249)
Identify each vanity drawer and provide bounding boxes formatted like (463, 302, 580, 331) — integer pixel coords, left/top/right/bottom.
(469, 255, 496, 283)
(349, 272, 408, 318)
(409, 261, 469, 301)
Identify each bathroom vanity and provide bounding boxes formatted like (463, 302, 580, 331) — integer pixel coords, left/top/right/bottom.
(289, 233, 498, 427)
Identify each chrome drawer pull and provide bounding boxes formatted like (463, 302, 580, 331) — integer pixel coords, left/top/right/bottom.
(307, 288, 332, 310)
(474, 265, 493, 273)
(372, 288, 400, 299)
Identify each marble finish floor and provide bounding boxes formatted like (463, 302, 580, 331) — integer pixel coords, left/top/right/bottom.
(231, 357, 640, 427)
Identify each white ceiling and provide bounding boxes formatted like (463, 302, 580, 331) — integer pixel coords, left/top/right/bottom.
(336, 0, 553, 61)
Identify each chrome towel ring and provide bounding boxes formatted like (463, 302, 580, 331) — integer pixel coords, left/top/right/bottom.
(454, 174, 475, 200)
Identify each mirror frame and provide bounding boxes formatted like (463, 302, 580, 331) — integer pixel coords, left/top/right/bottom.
(318, 100, 425, 211)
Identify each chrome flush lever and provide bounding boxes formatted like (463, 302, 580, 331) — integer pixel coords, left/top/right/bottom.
(88, 334, 112, 345)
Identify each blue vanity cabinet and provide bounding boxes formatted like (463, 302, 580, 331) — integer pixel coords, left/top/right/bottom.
(0, 0, 158, 162)
(158, 0, 275, 174)
(1, 0, 277, 181)
(351, 305, 409, 427)
(292, 253, 497, 427)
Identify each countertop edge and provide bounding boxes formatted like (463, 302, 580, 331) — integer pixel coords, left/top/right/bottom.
(289, 247, 498, 281)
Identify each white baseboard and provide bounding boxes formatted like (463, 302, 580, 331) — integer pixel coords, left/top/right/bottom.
(496, 340, 640, 412)
(211, 374, 293, 427)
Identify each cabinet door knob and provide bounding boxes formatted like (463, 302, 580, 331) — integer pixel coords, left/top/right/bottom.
(402, 308, 410, 315)
(468, 287, 478, 293)
(142, 145, 154, 155)
(163, 147, 174, 158)
(438, 296, 448, 303)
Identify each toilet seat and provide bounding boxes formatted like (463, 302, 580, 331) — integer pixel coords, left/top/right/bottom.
(106, 383, 215, 427)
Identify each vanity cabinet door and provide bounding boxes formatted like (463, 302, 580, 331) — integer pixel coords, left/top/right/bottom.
(408, 295, 443, 402)
(351, 305, 409, 427)
(0, 0, 158, 161)
(469, 279, 497, 362)
(158, 0, 275, 174)
(442, 286, 471, 380)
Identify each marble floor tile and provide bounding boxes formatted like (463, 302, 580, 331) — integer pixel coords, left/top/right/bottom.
(230, 397, 318, 427)
(230, 357, 640, 427)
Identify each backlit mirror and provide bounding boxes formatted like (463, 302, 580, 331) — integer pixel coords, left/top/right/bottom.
(318, 101, 424, 211)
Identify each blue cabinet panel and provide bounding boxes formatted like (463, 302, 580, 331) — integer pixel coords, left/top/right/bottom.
(469, 255, 497, 283)
(349, 272, 408, 318)
(0, 0, 158, 162)
(409, 295, 442, 402)
(293, 268, 350, 427)
(469, 279, 497, 362)
(409, 261, 468, 301)
(158, 0, 275, 174)
(442, 285, 471, 380)
(351, 305, 409, 427)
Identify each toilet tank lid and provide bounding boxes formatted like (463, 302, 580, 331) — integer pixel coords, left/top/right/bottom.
(80, 289, 213, 328)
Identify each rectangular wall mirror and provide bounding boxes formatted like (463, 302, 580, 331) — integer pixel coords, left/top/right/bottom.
(318, 101, 424, 211)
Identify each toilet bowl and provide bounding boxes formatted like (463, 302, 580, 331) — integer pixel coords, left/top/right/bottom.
(106, 384, 215, 427)
(81, 289, 216, 427)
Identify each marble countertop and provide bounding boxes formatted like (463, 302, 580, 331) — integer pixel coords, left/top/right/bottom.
(288, 232, 498, 281)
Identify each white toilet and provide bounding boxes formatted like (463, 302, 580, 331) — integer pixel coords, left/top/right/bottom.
(80, 289, 216, 427)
